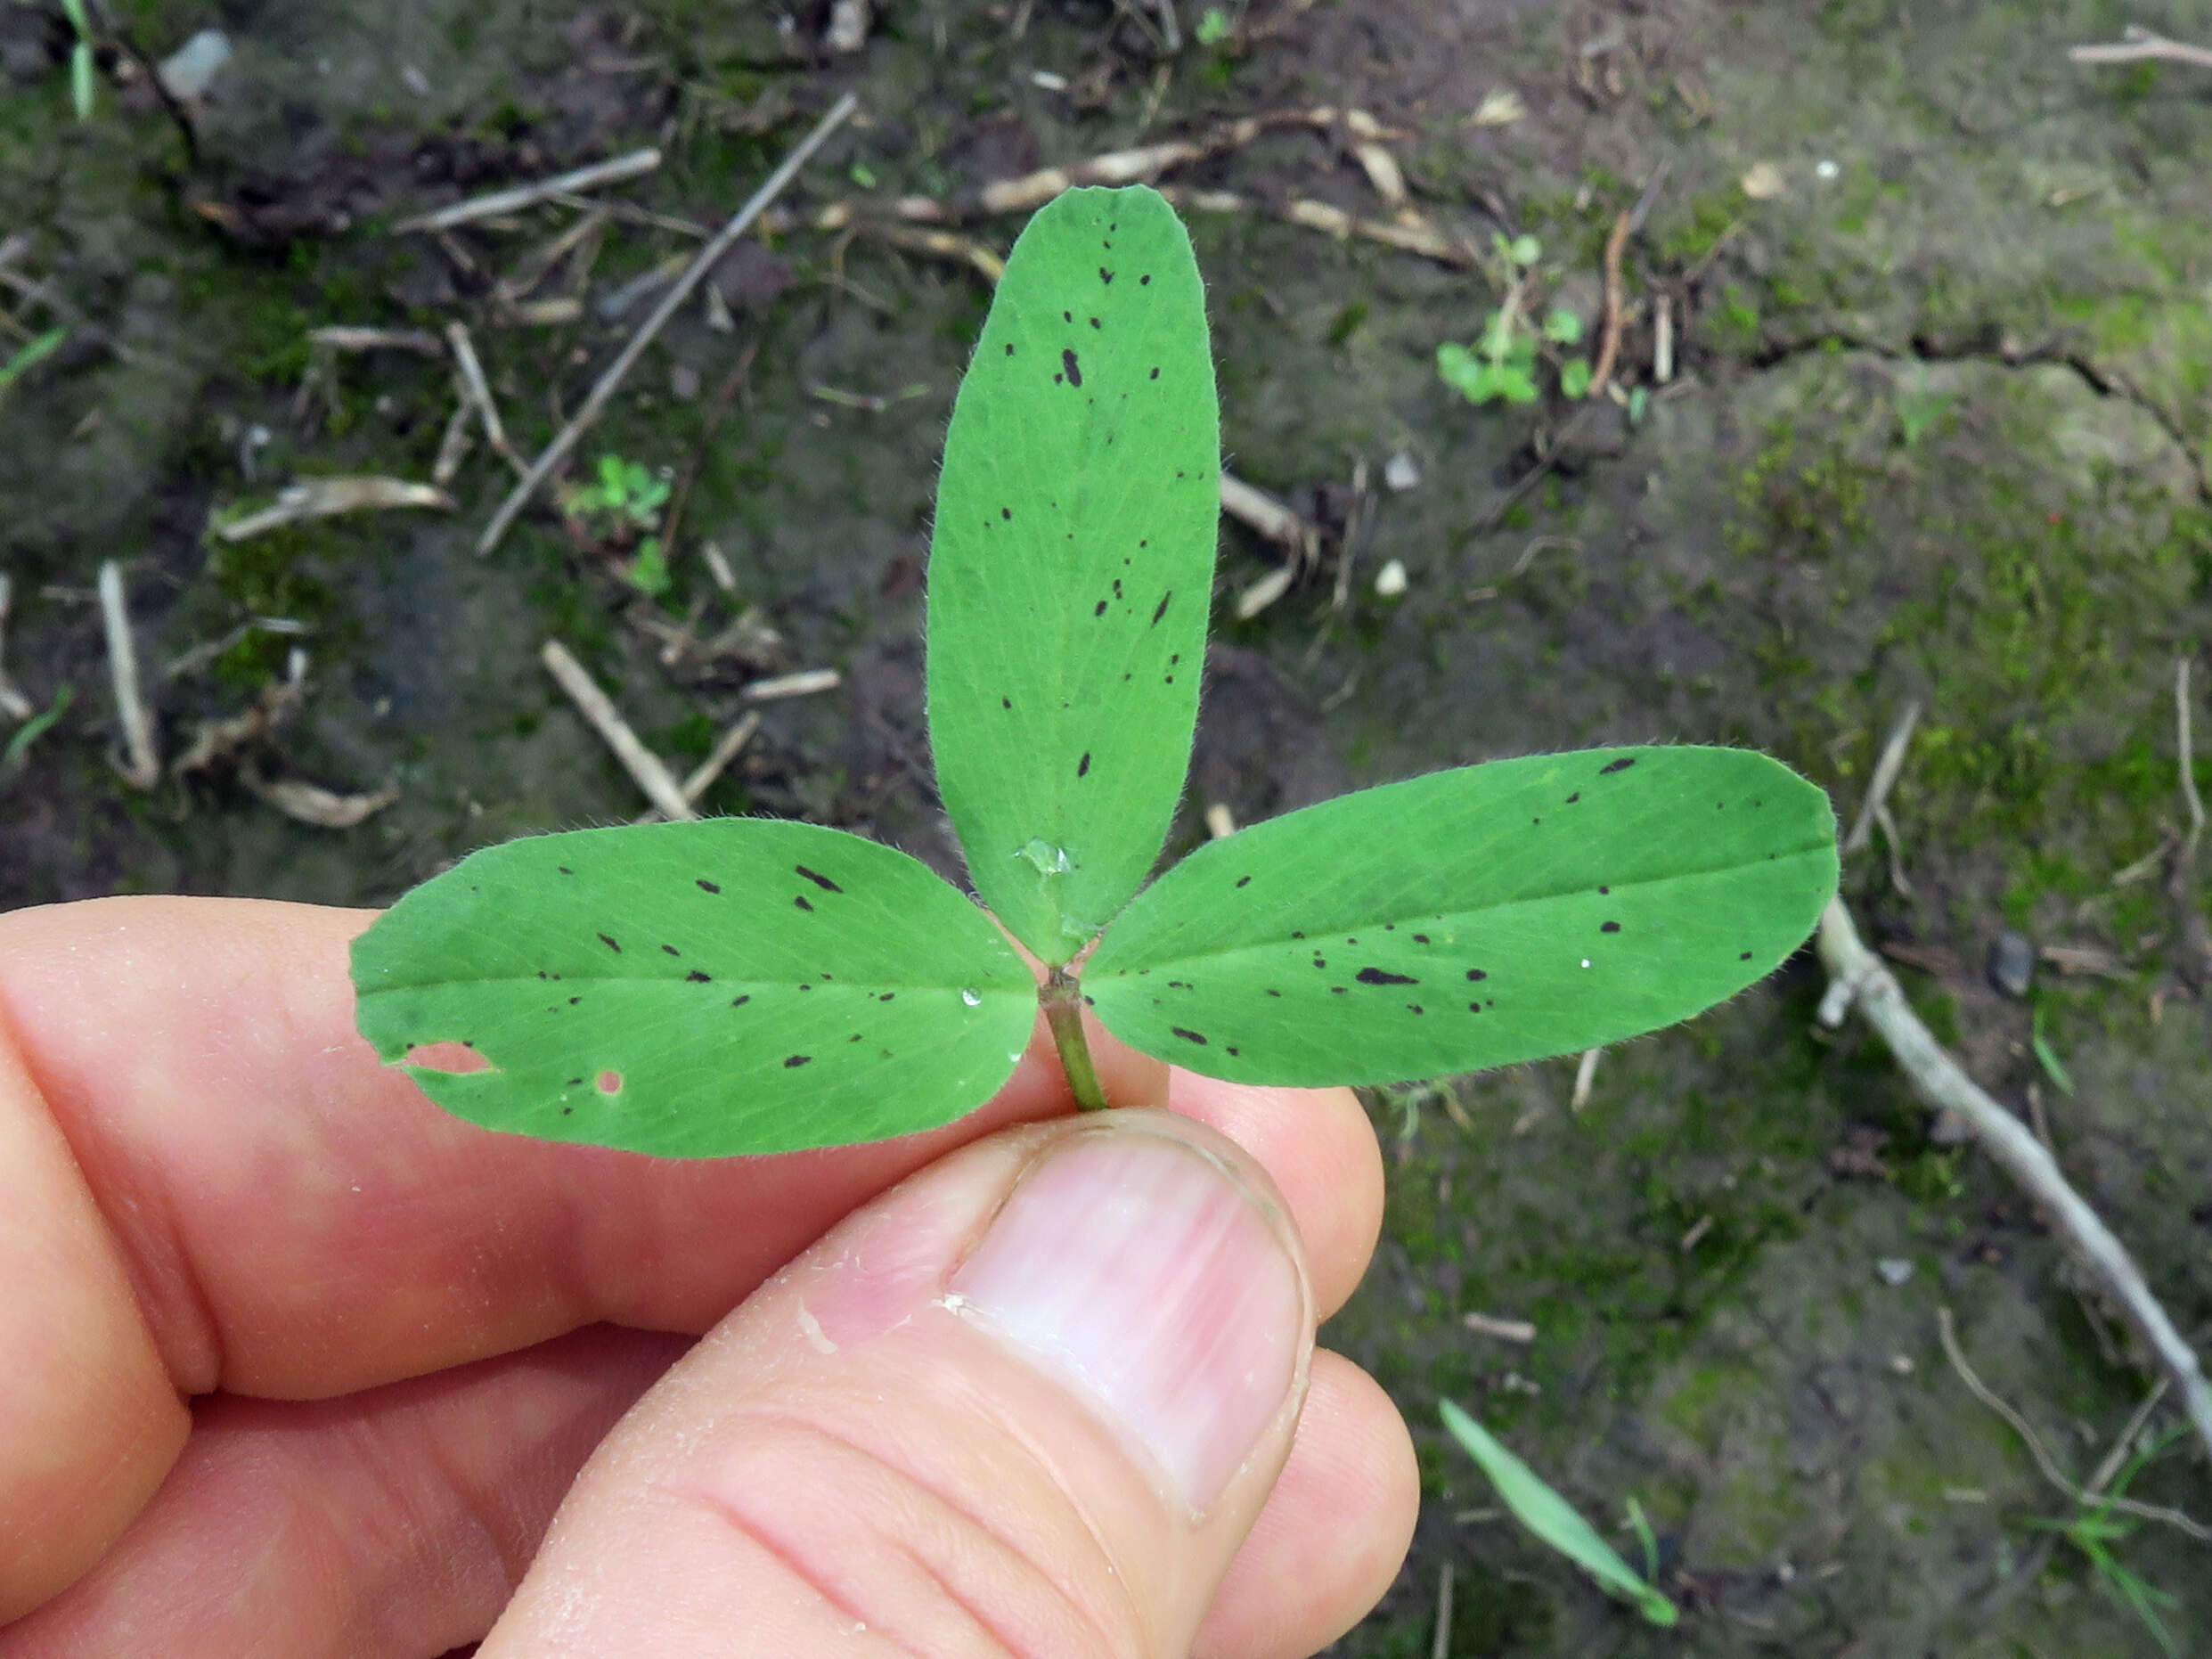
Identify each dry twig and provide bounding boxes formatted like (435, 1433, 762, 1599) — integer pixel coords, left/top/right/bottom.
(742, 668, 841, 702)
(217, 477, 455, 542)
(393, 148, 663, 234)
(2068, 25, 2212, 71)
(444, 322, 524, 476)
(2167, 658, 2211, 987)
(1818, 896, 2212, 1465)
(478, 95, 858, 557)
(1937, 1307, 2208, 1539)
(633, 711, 762, 824)
(97, 561, 159, 789)
(540, 639, 696, 821)
(0, 572, 31, 722)
(1590, 210, 1631, 399)
(1843, 699, 1922, 854)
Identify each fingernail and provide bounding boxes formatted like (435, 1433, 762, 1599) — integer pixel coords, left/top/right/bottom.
(949, 1123, 1308, 1514)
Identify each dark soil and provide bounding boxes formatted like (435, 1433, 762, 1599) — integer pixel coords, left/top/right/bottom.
(6, 1, 2212, 1653)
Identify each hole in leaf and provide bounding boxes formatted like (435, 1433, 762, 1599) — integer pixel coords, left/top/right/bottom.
(406, 1042, 494, 1075)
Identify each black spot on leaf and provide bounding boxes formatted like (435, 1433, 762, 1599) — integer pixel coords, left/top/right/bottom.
(1265, 988, 1283, 997)
(1054, 372, 1064, 384)
(1004, 342, 1015, 355)
(1236, 875, 1251, 887)
(1600, 756, 1637, 775)
(1063, 309, 1072, 322)
(1465, 968, 1488, 981)
(558, 867, 574, 876)
(661, 944, 681, 956)
(1077, 751, 1092, 778)
(1413, 934, 1430, 944)
(1002, 696, 1012, 709)
(1358, 968, 1419, 985)
(686, 969, 711, 982)
(794, 895, 814, 912)
(1089, 315, 1101, 329)
(1330, 985, 1347, 994)
(598, 933, 621, 952)
(1467, 1002, 1482, 1013)
(1094, 599, 1108, 617)
(784, 1055, 812, 1068)
(1225, 1046, 1240, 1057)
(1566, 792, 1581, 804)
(879, 992, 895, 1001)
(1139, 274, 1151, 284)
(568, 996, 580, 1005)
(796, 865, 844, 894)
(1601, 921, 1620, 934)
(697, 879, 721, 894)
(1151, 591, 1171, 625)
(1171, 1027, 1208, 1044)
(732, 994, 751, 1007)
(1001, 506, 1012, 520)
(1598, 885, 1611, 895)
(1741, 951, 1754, 961)
(1062, 347, 1082, 386)
(1408, 1005, 1424, 1015)
(1148, 367, 1159, 380)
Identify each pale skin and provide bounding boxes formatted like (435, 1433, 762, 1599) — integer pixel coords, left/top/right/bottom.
(0, 896, 1418, 1655)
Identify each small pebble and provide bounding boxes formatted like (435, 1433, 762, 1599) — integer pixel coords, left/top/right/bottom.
(1374, 559, 1408, 598)
(669, 363, 701, 401)
(1383, 451, 1421, 492)
(1988, 930, 2035, 999)
(158, 29, 233, 102)
(1875, 1256, 1914, 1287)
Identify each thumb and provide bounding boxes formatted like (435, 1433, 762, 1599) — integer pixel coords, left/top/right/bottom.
(480, 1109, 1314, 1657)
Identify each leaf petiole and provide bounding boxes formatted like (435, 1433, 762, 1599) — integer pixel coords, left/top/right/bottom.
(1041, 968, 1111, 1113)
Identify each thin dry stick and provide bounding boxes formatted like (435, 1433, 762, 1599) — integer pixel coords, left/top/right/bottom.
(444, 322, 523, 475)
(478, 95, 857, 557)
(539, 639, 695, 821)
(2167, 657, 2210, 986)
(1818, 896, 2212, 1467)
(1590, 210, 1631, 399)
(1571, 1046, 1600, 1111)
(0, 572, 30, 721)
(2069, 25, 2212, 70)
(97, 560, 159, 789)
(742, 668, 841, 702)
(1843, 699, 1922, 854)
(393, 148, 663, 234)
(2177, 658, 2203, 861)
(1936, 1307, 2208, 1540)
(633, 711, 761, 824)
(307, 326, 445, 355)
(1429, 1561, 1454, 1659)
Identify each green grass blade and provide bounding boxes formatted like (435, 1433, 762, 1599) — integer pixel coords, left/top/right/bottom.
(926, 184, 1219, 965)
(1085, 747, 1837, 1083)
(352, 820, 1035, 1156)
(1, 682, 72, 768)
(1440, 1400, 1679, 1627)
(0, 327, 69, 394)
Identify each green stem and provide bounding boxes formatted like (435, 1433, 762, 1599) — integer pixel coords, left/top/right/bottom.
(1040, 969, 1110, 1112)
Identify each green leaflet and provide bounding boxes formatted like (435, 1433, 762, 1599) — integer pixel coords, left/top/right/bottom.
(350, 820, 1034, 1156)
(1083, 748, 1838, 1084)
(926, 185, 1219, 965)
(1440, 1401, 1678, 1627)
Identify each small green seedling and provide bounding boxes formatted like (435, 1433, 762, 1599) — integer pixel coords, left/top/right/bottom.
(2029, 1423, 2188, 1656)
(353, 186, 1836, 1157)
(1441, 1399, 1678, 1626)
(1437, 237, 1592, 406)
(561, 454, 672, 596)
(1195, 6, 1234, 45)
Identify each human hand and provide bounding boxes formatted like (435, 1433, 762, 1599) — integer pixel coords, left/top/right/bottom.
(0, 896, 1416, 1655)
